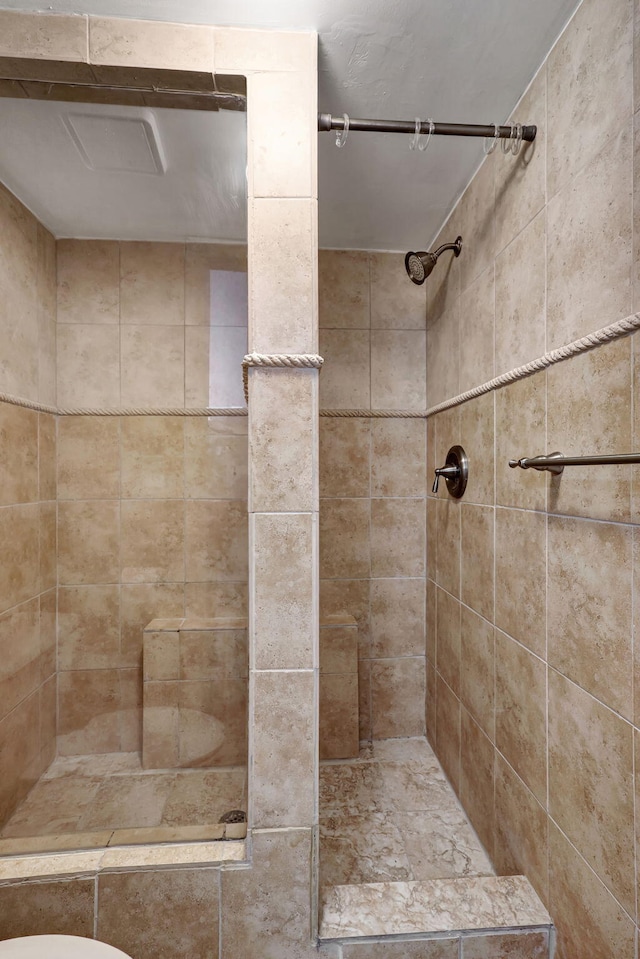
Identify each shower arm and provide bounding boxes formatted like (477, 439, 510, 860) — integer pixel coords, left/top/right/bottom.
(432, 239, 463, 261)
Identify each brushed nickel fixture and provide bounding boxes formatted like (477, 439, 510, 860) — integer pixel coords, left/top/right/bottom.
(405, 236, 462, 285)
(509, 451, 640, 475)
(433, 445, 468, 497)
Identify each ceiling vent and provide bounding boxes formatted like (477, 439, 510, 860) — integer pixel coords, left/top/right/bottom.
(62, 111, 166, 175)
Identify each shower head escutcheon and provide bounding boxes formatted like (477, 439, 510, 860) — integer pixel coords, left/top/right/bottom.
(405, 235, 462, 285)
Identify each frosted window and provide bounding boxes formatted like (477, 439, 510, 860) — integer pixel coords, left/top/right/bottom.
(208, 269, 248, 408)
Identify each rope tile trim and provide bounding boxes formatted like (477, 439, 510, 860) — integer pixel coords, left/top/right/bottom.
(242, 352, 324, 402)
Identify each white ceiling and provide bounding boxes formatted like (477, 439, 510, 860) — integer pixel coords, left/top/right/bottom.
(0, 0, 582, 250)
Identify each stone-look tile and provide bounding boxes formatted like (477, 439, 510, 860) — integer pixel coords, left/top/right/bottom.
(370, 578, 425, 658)
(370, 252, 427, 330)
(120, 241, 185, 326)
(119, 667, 142, 752)
(426, 661, 436, 743)
(89, 16, 215, 71)
(120, 582, 185, 668)
(222, 828, 316, 959)
(371, 419, 426, 496)
(184, 242, 247, 326)
(371, 330, 426, 409)
(37, 224, 57, 408)
(433, 405, 461, 481)
(0, 598, 40, 723)
(458, 157, 495, 293)
(121, 416, 184, 499)
(185, 500, 248, 583)
(459, 266, 494, 393)
(38, 411, 56, 502)
(320, 498, 370, 580)
(0, 181, 38, 402)
(58, 585, 120, 671)
(435, 498, 460, 597)
(371, 498, 426, 578)
(462, 932, 549, 959)
(547, 338, 633, 522)
(358, 658, 372, 741)
(252, 671, 315, 827)
(427, 301, 459, 407)
(548, 515, 632, 718)
(427, 497, 437, 582)
(460, 605, 494, 739)
(0, 879, 94, 938)
(319, 417, 370, 498)
(249, 369, 315, 512)
(436, 586, 461, 697)
(495, 507, 546, 657)
(120, 326, 185, 408)
(320, 578, 371, 658)
(494, 754, 549, 907)
(549, 822, 635, 959)
(57, 324, 120, 407)
(249, 199, 315, 352)
(184, 326, 210, 407)
(142, 679, 179, 769)
(370, 658, 425, 739)
(460, 710, 494, 859)
(40, 588, 57, 681)
(57, 668, 121, 755)
(0, 688, 40, 824)
(184, 582, 247, 620)
(57, 416, 120, 499)
(546, 0, 633, 199)
(427, 415, 435, 487)
(460, 504, 494, 622)
(0, 403, 38, 505)
(426, 578, 436, 663)
(98, 868, 219, 959)
(459, 393, 494, 506)
(0, 504, 39, 613)
(435, 673, 461, 793)
(319, 249, 370, 329)
(342, 941, 458, 959)
(548, 668, 634, 915)
(494, 630, 546, 804)
(495, 373, 546, 510)
(634, 336, 640, 521)
(252, 512, 314, 669)
(185, 417, 248, 500)
(495, 211, 546, 373)
(320, 672, 359, 760)
(56, 239, 119, 324)
(494, 70, 546, 256)
(547, 126, 633, 348)
(39, 500, 56, 592)
(0, 10, 88, 62)
(121, 500, 184, 584)
(319, 329, 370, 408)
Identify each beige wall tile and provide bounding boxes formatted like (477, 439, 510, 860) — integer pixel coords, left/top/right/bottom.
(120, 326, 185, 408)
(58, 667, 121, 755)
(185, 242, 247, 326)
(462, 933, 548, 959)
(358, 658, 372, 741)
(39, 500, 56, 592)
(427, 301, 459, 407)
(495, 374, 546, 511)
(252, 512, 314, 669)
(38, 411, 56, 502)
(319, 250, 370, 329)
(458, 158, 495, 293)
(57, 239, 120, 325)
(251, 670, 315, 827)
(184, 327, 210, 408)
(320, 672, 359, 760)
(460, 605, 494, 739)
(121, 500, 184, 584)
(371, 419, 426, 496)
(371, 330, 426, 409)
(371, 498, 425, 578)
(459, 266, 494, 393)
(436, 586, 461, 697)
(0, 688, 39, 823)
(0, 878, 94, 938)
(89, 16, 214, 71)
(546, 0, 633, 199)
(320, 498, 370, 579)
(184, 581, 246, 620)
(459, 393, 494, 506)
(344, 942, 458, 958)
(548, 515, 632, 718)
(435, 498, 460, 597)
(37, 225, 57, 408)
(548, 668, 634, 914)
(0, 403, 38, 506)
(0, 182, 38, 402)
(58, 500, 119, 586)
(495, 211, 546, 373)
(0, 10, 88, 62)
(185, 417, 248, 500)
(320, 578, 371, 658)
(435, 672, 460, 793)
(370, 578, 425, 658)
(547, 126, 632, 348)
(426, 496, 437, 582)
(98, 868, 219, 959)
(320, 417, 370, 498)
(249, 369, 315, 512)
(185, 499, 247, 583)
(57, 324, 120, 408)
(634, 335, 640, 521)
(370, 252, 427, 330)
(40, 587, 57, 683)
(371, 657, 425, 739)
(121, 416, 184, 499)
(58, 585, 120, 671)
(434, 404, 461, 475)
(495, 507, 546, 658)
(57, 416, 120, 500)
(0, 504, 39, 612)
(460, 709, 494, 858)
(215, 26, 315, 73)
(120, 241, 185, 326)
(495, 630, 546, 805)
(249, 198, 316, 351)
(460, 504, 494, 621)
(0, 597, 40, 724)
(494, 754, 548, 906)
(319, 329, 370, 408)
(547, 338, 633, 522)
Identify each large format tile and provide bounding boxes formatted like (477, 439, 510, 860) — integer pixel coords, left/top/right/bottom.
(319, 250, 370, 329)
(495, 211, 546, 373)
(495, 507, 546, 658)
(319, 417, 370, 498)
(459, 606, 494, 739)
(460, 504, 494, 621)
(370, 252, 426, 330)
(57, 239, 119, 325)
(494, 753, 549, 906)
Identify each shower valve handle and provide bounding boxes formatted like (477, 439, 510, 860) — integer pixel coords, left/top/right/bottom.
(432, 465, 460, 494)
(432, 446, 469, 498)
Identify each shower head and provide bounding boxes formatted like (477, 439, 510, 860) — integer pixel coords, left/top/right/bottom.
(405, 235, 462, 285)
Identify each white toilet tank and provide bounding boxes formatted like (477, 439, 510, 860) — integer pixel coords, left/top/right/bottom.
(0, 936, 132, 958)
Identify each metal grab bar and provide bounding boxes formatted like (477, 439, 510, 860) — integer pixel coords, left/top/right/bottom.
(508, 451, 640, 475)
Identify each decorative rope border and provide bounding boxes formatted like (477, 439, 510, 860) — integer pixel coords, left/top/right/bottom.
(1, 314, 638, 419)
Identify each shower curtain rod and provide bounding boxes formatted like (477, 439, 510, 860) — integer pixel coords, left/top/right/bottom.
(318, 113, 537, 142)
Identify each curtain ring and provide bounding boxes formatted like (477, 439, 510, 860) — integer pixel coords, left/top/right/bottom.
(419, 118, 435, 152)
(501, 123, 514, 154)
(511, 122, 523, 155)
(483, 123, 500, 155)
(335, 114, 349, 148)
(410, 117, 434, 152)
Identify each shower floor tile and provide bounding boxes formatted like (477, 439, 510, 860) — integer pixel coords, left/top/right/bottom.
(319, 737, 494, 889)
(0, 753, 247, 842)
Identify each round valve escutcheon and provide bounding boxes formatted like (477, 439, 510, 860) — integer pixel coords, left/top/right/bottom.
(432, 445, 468, 498)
